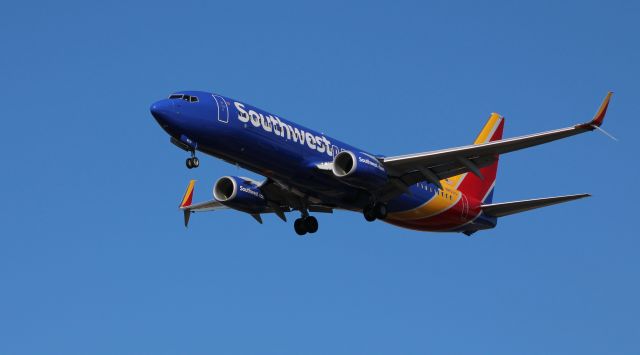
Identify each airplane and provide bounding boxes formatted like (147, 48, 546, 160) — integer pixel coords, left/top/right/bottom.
(150, 91, 613, 236)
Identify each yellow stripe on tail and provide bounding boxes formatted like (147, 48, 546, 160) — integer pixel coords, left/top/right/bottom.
(446, 113, 503, 189)
(474, 113, 503, 145)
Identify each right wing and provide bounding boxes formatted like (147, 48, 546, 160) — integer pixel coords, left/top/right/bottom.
(379, 92, 613, 196)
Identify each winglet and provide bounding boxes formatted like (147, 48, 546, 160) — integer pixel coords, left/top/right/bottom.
(183, 210, 191, 228)
(585, 91, 613, 128)
(180, 180, 196, 228)
(180, 180, 196, 208)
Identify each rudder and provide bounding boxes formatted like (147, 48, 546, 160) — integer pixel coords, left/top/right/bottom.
(454, 113, 504, 204)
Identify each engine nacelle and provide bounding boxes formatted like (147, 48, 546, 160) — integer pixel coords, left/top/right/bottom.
(213, 176, 268, 213)
(332, 151, 388, 191)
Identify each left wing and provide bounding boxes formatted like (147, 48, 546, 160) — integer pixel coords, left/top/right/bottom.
(178, 179, 336, 227)
(380, 92, 613, 194)
(179, 180, 228, 226)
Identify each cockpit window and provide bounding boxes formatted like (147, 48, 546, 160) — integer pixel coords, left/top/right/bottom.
(168, 94, 199, 103)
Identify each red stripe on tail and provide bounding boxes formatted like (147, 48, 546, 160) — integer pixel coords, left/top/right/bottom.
(457, 115, 504, 204)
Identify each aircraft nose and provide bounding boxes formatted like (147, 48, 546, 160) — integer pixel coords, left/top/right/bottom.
(150, 99, 175, 127)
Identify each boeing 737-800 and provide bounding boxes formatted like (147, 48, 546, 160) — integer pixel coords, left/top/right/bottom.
(150, 91, 612, 236)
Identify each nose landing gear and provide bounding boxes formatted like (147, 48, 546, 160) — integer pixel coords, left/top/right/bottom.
(185, 151, 199, 169)
(186, 157, 199, 169)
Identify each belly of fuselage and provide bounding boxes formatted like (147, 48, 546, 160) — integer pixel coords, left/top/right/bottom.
(384, 183, 496, 233)
(197, 132, 368, 209)
(191, 97, 497, 233)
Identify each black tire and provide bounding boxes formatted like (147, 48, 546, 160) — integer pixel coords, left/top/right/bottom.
(363, 207, 376, 222)
(374, 203, 387, 219)
(192, 157, 200, 167)
(186, 158, 193, 169)
(294, 218, 307, 236)
(305, 216, 319, 233)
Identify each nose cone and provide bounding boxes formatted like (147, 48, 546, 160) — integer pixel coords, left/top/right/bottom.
(150, 99, 176, 128)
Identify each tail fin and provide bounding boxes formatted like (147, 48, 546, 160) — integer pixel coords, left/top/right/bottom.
(455, 113, 504, 203)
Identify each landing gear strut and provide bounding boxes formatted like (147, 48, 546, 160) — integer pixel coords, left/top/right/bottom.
(363, 202, 387, 222)
(185, 151, 199, 169)
(294, 215, 318, 236)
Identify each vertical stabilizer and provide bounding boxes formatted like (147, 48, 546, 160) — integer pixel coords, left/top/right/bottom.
(455, 113, 504, 203)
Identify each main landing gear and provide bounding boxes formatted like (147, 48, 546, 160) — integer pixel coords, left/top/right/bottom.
(363, 202, 387, 222)
(185, 151, 199, 169)
(294, 215, 319, 236)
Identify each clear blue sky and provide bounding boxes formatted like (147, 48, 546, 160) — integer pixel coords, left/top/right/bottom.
(1, 1, 638, 354)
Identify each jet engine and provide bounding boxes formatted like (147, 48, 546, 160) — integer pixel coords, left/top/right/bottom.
(332, 151, 388, 191)
(213, 176, 268, 213)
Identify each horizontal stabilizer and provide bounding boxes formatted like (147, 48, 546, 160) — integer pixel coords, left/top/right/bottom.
(481, 194, 590, 218)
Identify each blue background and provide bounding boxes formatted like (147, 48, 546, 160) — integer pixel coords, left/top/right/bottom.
(1, 1, 638, 354)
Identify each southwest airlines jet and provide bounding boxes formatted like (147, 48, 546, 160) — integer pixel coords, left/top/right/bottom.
(150, 91, 612, 236)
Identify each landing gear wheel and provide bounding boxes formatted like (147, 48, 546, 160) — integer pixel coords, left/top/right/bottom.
(363, 206, 377, 222)
(294, 218, 307, 236)
(185, 156, 199, 169)
(305, 216, 319, 234)
(373, 203, 387, 220)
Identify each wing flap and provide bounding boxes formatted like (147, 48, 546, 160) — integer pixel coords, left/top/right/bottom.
(481, 194, 590, 218)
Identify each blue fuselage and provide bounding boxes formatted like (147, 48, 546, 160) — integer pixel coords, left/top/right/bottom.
(150, 91, 497, 232)
(152, 91, 376, 209)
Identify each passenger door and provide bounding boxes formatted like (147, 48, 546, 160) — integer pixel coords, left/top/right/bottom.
(460, 193, 470, 221)
(212, 94, 229, 123)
